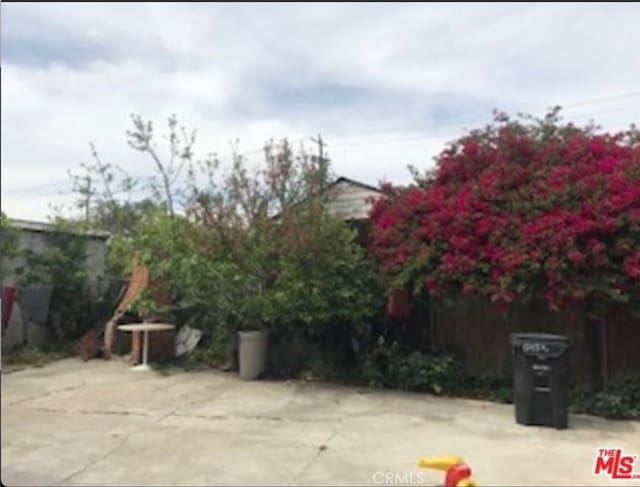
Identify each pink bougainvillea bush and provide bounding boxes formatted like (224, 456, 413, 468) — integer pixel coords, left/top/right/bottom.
(370, 110, 640, 311)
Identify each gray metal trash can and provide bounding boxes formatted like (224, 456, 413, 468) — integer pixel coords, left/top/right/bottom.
(238, 330, 268, 380)
(510, 333, 571, 429)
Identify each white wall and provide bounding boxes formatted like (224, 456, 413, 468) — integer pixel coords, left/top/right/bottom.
(325, 180, 382, 221)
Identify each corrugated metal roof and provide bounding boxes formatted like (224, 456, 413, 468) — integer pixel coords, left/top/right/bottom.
(9, 218, 110, 239)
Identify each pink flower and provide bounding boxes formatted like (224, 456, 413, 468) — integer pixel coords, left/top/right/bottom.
(485, 245, 505, 263)
(377, 213, 398, 231)
(425, 278, 440, 296)
(442, 253, 458, 272)
(623, 254, 640, 279)
(461, 282, 475, 296)
(504, 253, 525, 270)
(588, 138, 604, 156)
(463, 141, 480, 157)
(568, 250, 585, 264)
(599, 215, 617, 233)
(449, 235, 470, 251)
(624, 261, 640, 279)
(586, 238, 604, 252)
(489, 267, 503, 282)
(596, 156, 617, 173)
(628, 208, 640, 223)
(406, 188, 424, 209)
(475, 219, 494, 236)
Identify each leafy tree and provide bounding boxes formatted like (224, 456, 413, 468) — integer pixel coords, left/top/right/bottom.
(182, 138, 380, 333)
(126, 114, 195, 219)
(66, 117, 193, 274)
(68, 142, 143, 230)
(61, 115, 383, 368)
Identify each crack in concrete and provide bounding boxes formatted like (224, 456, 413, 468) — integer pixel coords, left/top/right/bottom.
(60, 432, 132, 484)
(290, 429, 339, 485)
(167, 411, 343, 425)
(17, 390, 260, 423)
(32, 406, 154, 418)
(58, 394, 191, 485)
(2, 374, 178, 408)
(3, 382, 89, 406)
(170, 412, 282, 422)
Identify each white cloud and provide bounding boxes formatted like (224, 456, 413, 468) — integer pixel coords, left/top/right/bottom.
(2, 2, 639, 220)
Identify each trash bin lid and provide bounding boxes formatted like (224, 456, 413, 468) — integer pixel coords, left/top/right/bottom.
(511, 333, 569, 342)
(510, 333, 570, 358)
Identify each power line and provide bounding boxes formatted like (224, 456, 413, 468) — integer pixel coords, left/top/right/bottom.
(327, 97, 640, 150)
(4, 89, 638, 195)
(203, 94, 639, 156)
(320, 88, 640, 148)
(561, 90, 640, 109)
(2, 179, 69, 195)
(566, 103, 640, 122)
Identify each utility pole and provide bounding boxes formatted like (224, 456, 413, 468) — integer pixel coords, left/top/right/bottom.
(84, 175, 92, 222)
(310, 133, 329, 191)
(310, 133, 326, 164)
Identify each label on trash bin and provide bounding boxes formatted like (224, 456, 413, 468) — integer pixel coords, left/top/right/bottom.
(532, 364, 551, 372)
(523, 342, 550, 354)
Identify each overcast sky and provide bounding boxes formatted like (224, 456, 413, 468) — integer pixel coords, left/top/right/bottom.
(2, 2, 640, 221)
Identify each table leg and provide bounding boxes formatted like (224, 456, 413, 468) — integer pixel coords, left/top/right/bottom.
(131, 330, 151, 371)
(143, 330, 149, 366)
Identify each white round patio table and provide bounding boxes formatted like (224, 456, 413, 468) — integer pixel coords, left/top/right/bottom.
(118, 323, 175, 371)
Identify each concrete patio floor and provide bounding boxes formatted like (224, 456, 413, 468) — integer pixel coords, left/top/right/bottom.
(1, 358, 639, 486)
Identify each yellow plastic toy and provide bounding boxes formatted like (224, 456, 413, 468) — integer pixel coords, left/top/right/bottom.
(417, 455, 477, 487)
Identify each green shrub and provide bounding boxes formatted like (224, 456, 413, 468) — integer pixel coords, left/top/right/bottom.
(357, 336, 640, 420)
(265, 216, 383, 334)
(570, 373, 640, 419)
(15, 220, 108, 342)
(360, 339, 469, 396)
(172, 256, 257, 364)
(122, 209, 268, 365)
(587, 393, 630, 419)
(105, 233, 134, 277)
(464, 373, 514, 403)
(125, 202, 384, 371)
(393, 352, 467, 394)
(359, 339, 400, 389)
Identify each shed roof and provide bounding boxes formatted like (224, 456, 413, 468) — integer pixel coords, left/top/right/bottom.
(326, 176, 381, 194)
(270, 176, 383, 222)
(9, 218, 110, 239)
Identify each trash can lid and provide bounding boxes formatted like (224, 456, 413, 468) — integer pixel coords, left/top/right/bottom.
(510, 333, 569, 343)
(510, 333, 570, 358)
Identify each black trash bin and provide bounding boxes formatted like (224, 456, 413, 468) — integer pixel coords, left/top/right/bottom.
(510, 333, 571, 429)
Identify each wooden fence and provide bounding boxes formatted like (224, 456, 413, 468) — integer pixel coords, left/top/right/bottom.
(432, 296, 640, 388)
